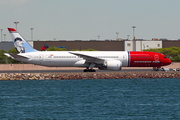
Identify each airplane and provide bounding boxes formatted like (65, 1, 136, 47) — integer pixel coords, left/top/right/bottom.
(4, 28, 172, 72)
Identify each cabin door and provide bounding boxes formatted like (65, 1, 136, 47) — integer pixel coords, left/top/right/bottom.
(45, 54, 52, 62)
(39, 54, 44, 61)
(123, 54, 127, 61)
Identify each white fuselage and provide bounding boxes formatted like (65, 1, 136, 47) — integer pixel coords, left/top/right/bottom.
(16, 51, 129, 67)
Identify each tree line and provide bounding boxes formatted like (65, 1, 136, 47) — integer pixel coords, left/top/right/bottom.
(46, 46, 97, 51)
(0, 48, 20, 64)
(143, 47, 180, 62)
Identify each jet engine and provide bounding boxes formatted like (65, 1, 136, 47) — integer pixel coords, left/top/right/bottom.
(98, 60, 122, 70)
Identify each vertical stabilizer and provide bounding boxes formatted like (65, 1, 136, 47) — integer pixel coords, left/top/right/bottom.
(8, 28, 37, 53)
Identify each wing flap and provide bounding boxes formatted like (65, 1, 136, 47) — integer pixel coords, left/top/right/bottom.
(69, 52, 104, 63)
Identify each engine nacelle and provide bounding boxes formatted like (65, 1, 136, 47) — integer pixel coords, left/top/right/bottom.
(98, 60, 122, 70)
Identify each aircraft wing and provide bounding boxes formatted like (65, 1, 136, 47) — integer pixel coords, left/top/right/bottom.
(4, 53, 30, 59)
(69, 52, 104, 63)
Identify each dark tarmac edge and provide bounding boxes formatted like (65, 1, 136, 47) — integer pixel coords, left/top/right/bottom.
(0, 71, 179, 80)
(0, 69, 152, 73)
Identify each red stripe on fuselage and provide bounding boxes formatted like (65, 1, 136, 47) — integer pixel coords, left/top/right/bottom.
(129, 51, 169, 67)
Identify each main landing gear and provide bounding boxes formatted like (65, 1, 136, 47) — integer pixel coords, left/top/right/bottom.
(83, 69, 96, 72)
(83, 63, 96, 72)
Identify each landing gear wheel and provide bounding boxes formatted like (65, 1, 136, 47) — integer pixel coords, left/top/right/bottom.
(153, 67, 161, 71)
(83, 69, 96, 72)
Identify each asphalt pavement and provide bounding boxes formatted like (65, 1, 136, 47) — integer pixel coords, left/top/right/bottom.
(0, 69, 153, 73)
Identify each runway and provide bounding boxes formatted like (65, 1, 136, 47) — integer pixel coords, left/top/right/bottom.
(0, 69, 153, 73)
(0, 63, 175, 73)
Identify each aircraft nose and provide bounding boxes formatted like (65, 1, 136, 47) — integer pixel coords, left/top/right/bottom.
(164, 58, 172, 65)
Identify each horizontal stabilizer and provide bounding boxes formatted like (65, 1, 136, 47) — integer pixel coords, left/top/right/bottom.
(4, 53, 29, 59)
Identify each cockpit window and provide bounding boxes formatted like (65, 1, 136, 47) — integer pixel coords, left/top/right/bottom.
(164, 56, 167, 58)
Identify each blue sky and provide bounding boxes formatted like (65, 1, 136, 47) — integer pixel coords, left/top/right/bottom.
(0, 0, 180, 41)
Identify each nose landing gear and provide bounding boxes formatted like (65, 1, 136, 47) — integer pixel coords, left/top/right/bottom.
(153, 66, 161, 71)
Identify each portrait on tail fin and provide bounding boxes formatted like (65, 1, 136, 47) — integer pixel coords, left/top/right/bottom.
(14, 37, 25, 53)
(8, 28, 37, 53)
